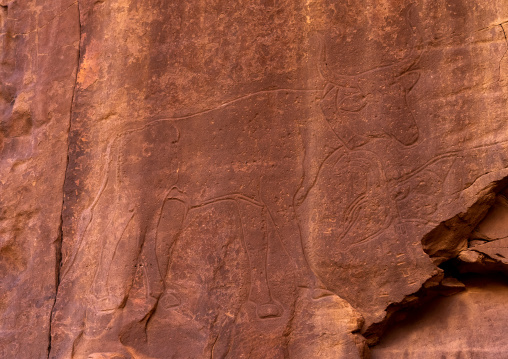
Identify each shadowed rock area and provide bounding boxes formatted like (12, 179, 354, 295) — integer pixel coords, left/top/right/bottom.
(1, 0, 508, 358)
(371, 274, 508, 358)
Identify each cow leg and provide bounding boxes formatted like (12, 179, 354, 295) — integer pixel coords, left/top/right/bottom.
(91, 203, 138, 312)
(236, 199, 282, 318)
(151, 198, 187, 309)
(260, 190, 324, 291)
(130, 198, 183, 308)
(107, 199, 185, 350)
(85, 204, 140, 340)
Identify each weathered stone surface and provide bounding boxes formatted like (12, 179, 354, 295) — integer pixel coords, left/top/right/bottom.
(454, 189, 508, 274)
(371, 274, 508, 358)
(0, 0, 79, 357)
(472, 190, 508, 241)
(2, 0, 508, 358)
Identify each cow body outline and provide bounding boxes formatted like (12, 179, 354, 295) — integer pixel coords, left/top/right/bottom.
(60, 44, 423, 356)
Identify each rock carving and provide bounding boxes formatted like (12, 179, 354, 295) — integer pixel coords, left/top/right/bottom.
(63, 30, 424, 347)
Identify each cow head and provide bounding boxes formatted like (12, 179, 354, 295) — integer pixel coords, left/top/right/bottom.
(319, 22, 422, 149)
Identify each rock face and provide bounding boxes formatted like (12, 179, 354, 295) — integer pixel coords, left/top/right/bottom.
(371, 274, 508, 358)
(1, 0, 508, 358)
(0, 0, 79, 357)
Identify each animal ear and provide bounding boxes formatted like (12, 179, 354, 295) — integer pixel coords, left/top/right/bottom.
(338, 93, 367, 112)
(398, 71, 420, 92)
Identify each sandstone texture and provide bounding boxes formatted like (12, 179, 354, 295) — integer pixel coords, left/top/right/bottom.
(1, 0, 508, 358)
(371, 274, 508, 358)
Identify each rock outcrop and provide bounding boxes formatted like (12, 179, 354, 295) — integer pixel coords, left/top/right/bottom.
(1, 0, 508, 358)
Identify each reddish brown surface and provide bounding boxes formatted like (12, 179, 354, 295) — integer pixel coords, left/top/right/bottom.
(371, 274, 508, 358)
(2, 1, 508, 358)
(0, 0, 79, 357)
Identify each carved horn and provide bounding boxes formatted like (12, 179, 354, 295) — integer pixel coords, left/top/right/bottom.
(357, 7, 423, 80)
(319, 6, 423, 85)
(318, 36, 360, 88)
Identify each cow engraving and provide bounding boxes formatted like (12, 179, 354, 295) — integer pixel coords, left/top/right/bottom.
(61, 31, 423, 352)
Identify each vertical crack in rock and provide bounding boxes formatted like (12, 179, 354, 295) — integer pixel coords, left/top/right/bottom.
(364, 176, 508, 348)
(47, 2, 82, 358)
(499, 22, 508, 76)
(47, 219, 64, 358)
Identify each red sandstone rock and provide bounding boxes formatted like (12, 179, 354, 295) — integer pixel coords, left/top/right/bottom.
(371, 274, 508, 358)
(1, 1, 508, 358)
(0, 0, 79, 357)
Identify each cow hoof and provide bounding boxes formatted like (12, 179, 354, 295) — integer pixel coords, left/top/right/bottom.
(159, 292, 180, 309)
(87, 352, 127, 359)
(310, 288, 335, 300)
(257, 303, 283, 318)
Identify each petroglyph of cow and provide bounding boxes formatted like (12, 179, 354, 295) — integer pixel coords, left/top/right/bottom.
(62, 30, 423, 346)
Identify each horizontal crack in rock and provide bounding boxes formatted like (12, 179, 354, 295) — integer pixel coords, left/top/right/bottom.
(422, 177, 508, 265)
(364, 176, 508, 350)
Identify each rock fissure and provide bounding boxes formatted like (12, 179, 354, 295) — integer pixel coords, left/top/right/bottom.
(46, 2, 82, 358)
(47, 220, 64, 359)
(422, 177, 508, 264)
(369, 179, 508, 356)
(370, 271, 508, 357)
(498, 23, 508, 77)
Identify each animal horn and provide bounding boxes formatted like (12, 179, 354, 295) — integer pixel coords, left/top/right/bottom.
(356, 7, 423, 80)
(318, 35, 360, 88)
(318, 5, 423, 85)
(389, 6, 424, 75)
